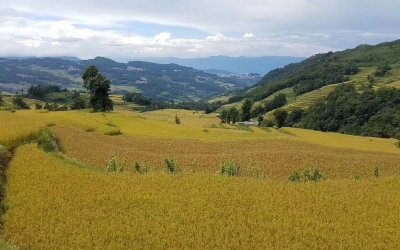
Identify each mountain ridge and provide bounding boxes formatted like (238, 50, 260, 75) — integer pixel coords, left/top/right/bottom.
(0, 56, 262, 101)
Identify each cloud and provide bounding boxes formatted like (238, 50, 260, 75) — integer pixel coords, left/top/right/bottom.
(244, 33, 254, 38)
(0, 1, 400, 58)
(154, 32, 172, 45)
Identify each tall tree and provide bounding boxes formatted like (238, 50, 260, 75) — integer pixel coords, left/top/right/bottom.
(229, 107, 240, 124)
(219, 109, 228, 123)
(82, 66, 113, 112)
(273, 109, 288, 128)
(241, 98, 253, 122)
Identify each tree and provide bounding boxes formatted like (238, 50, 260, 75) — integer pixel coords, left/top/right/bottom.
(273, 108, 288, 128)
(374, 63, 391, 77)
(241, 98, 253, 122)
(82, 66, 113, 112)
(0, 92, 3, 106)
(12, 97, 30, 110)
(229, 107, 240, 124)
(175, 113, 181, 124)
(71, 97, 87, 110)
(219, 109, 228, 123)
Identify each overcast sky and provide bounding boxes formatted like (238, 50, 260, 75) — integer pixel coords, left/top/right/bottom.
(1, 0, 399, 60)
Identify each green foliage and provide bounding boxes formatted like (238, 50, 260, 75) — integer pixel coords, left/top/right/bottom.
(286, 108, 304, 127)
(175, 114, 181, 124)
(71, 98, 87, 110)
(226, 40, 400, 105)
(37, 128, 59, 153)
(35, 102, 43, 110)
(134, 162, 149, 174)
(287, 166, 324, 182)
(350, 174, 361, 181)
(104, 128, 122, 136)
(298, 84, 400, 139)
(43, 102, 69, 111)
(273, 109, 288, 128)
(374, 166, 381, 178)
(374, 63, 391, 77)
(27, 85, 62, 99)
(12, 97, 30, 110)
(105, 155, 124, 172)
(123, 92, 152, 106)
(218, 160, 241, 177)
(241, 98, 253, 121)
(229, 107, 240, 124)
(263, 93, 287, 113)
(164, 156, 180, 173)
(0, 146, 11, 170)
(219, 109, 228, 123)
(82, 66, 113, 112)
(0, 92, 3, 106)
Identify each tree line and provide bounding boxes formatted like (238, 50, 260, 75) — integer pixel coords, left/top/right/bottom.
(281, 83, 400, 139)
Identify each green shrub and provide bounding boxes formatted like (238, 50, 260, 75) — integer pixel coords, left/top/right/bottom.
(105, 155, 124, 172)
(134, 161, 149, 174)
(374, 166, 381, 178)
(287, 166, 324, 182)
(350, 174, 361, 181)
(164, 156, 180, 173)
(37, 129, 59, 153)
(104, 128, 121, 136)
(218, 160, 241, 177)
(85, 126, 96, 132)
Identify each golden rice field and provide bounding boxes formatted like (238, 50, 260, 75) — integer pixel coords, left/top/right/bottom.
(4, 144, 400, 249)
(1, 108, 400, 248)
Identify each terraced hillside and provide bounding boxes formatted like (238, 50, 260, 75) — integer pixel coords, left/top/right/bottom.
(1, 107, 400, 249)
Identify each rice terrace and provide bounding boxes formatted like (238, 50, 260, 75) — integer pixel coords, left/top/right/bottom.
(0, 97, 400, 249)
(2, 1, 400, 249)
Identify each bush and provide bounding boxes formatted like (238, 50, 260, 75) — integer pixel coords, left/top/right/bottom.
(164, 156, 180, 173)
(134, 162, 149, 174)
(35, 102, 43, 110)
(37, 129, 59, 153)
(218, 160, 241, 177)
(175, 114, 181, 124)
(71, 98, 87, 110)
(0, 145, 11, 170)
(350, 174, 361, 181)
(287, 166, 324, 182)
(374, 166, 381, 178)
(105, 155, 124, 172)
(104, 128, 122, 136)
(12, 97, 30, 110)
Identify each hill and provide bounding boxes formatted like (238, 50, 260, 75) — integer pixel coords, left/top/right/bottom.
(226, 40, 400, 104)
(132, 55, 306, 74)
(0, 57, 261, 102)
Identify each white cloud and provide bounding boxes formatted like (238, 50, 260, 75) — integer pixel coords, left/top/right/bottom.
(154, 32, 172, 45)
(0, 1, 400, 58)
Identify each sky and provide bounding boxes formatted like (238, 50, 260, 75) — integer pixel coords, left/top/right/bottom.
(0, 0, 400, 60)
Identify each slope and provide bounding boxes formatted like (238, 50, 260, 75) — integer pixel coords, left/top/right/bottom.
(0, 57, 261, 102)
(225, 40, 400, 104)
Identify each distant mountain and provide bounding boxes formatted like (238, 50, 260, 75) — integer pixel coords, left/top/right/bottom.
(58, 57, 81, 62)
(132, 56, 306, 74)
(6, 56, 81, 61)
(203, 69, 236, 75)
(0, 56, 261, 101)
